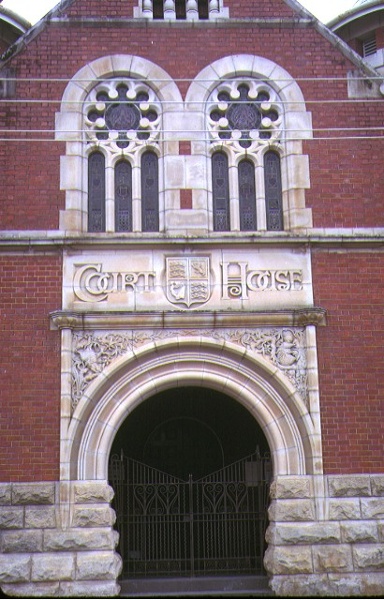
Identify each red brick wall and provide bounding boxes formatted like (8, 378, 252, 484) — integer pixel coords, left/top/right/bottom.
(313, 251, 384, 474)
(0, 254, 62, 481)
(1, 18, 382, 230)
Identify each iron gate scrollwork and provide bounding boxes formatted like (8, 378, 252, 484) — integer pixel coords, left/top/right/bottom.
(109, 451, 271, 579)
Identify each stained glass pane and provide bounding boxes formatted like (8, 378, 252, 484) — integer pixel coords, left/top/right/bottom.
(115, 160, 132, 232)
(239, 159, 256, 231)
(141, 151, 159, 232)
(88, 151, 106, 232)
(264, 151, 283, 231)
(212, 152, 230, 231)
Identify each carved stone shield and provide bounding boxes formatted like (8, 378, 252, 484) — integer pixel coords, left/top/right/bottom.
(166, 257, 211, 308)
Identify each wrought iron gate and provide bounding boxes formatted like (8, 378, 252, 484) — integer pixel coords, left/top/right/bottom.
(110, 450, 271, 579)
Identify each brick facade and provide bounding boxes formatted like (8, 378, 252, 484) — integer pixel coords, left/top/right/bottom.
(0, 0, 383, 597)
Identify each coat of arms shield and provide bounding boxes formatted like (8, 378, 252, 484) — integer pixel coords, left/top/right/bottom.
(166, 257, 211, 308)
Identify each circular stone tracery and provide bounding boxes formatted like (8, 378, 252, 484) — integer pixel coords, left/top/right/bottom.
(85, 80, 160, 151)
(208, 80, 282, 150)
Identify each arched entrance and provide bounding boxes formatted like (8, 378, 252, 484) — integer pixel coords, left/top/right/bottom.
(108, 387, 272, 586)
(64, 335, 321, 595)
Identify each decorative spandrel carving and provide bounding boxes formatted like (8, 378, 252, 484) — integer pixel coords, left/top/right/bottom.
(71, 327, 307, 412)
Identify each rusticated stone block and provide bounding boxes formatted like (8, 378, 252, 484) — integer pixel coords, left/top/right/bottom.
(361, 498, 384, 519)
(76, 551, 122, 581)
(25, 506, 56, 529)
(2, 582, 60, 597)
(264, 545, 313, 575)
(328, 475, 371, 498)
(12, 483, 55, 506)
(371, 475, 384, 497)
(313, 544, 353, 573)
(74, 482, 114, 504)
(269, 477, 312, 499)
(2, 529, 43, 553)
(340, 520, 378, 543)
(31, 553, 75, 582)
(72, 506, 116, 528)
(353, 544, 384, 570)
(60, 580, 121, 598)
(268, 498, 316, 522)
(268, 574, 330, 597)
(359, 572, 384, 596)
(328, 499, 361, 520)
(266, 521, 340, 545)
(0, 506, 24, 529)
(0, 484, 11, 505)
(0, 554, 31, 583)
(43, 527, 119, 551)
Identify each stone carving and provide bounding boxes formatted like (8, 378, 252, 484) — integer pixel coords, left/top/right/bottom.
(72, 327, 307, 411)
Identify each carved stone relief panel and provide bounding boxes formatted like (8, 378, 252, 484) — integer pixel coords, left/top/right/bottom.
(71, 327, 307, 411)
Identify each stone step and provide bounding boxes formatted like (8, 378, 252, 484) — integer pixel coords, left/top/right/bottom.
(119, 575, 275, 598)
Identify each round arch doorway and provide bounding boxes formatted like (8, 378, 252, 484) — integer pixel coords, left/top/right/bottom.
(109, 386, 272, 592)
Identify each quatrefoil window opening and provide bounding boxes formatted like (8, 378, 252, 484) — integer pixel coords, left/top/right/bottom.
(208, 80, 282, 150)
(85, 79, 161, 153)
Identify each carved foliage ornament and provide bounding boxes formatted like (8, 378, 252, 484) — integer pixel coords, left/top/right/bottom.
(71, 327, 307, 411)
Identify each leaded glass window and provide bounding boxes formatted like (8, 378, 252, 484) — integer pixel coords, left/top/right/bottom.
(115, 160, 133, 232)
(141, 151, 159, 232)
(88, 151, 106, 232)
(239, 159, 257, 231)
(264, 151, 283, 231)
(212, 152, 230, 231)
(85, 79, 161, 233)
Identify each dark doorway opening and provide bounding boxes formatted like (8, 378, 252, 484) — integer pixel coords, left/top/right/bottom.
(109, 387, 271, 593)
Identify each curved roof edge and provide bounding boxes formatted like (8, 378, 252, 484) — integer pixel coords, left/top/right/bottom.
(0, 6, 31, 34)
(328, 0, 384, 30)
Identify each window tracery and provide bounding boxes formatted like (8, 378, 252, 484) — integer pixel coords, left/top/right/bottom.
(208, 78, 284, 232)
(85, 79, 161, 233)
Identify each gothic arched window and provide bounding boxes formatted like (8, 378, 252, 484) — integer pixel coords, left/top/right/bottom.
(115, 160, 133, 232)
(264, 151, 283, 231)
(85, 79, 161, 233)
(88, 151, 106, 233)
(141, 151, 159, 232)
(239, 159, 257, 231)
(212, 151, 230, 231)
(208, 78, 284, 232)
